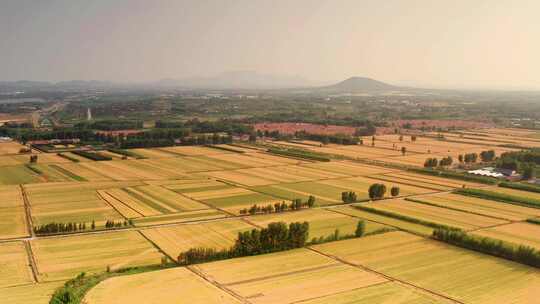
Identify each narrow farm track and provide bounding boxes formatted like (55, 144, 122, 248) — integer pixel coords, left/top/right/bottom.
(186, 265, 252, 304)
(19, 184, 35, 238)
(24, 240, 39, 283)
(137, 230, 178, 264)
(98, 190, 145, 218)
(306, 247, 466, 304)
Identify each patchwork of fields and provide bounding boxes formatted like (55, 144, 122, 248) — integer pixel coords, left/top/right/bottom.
(2, 129, 540, 304)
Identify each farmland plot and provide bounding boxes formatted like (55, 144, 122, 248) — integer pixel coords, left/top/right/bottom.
(0, 241, 34, 288)
(0, 281, 64, 304)
(0, 185, 28, 239)
(52, 163, 112, 181)
(141, 219, 253, 259)
(0, 165, 41, 184)
(313, 231, 540, 304)
(194, 248, 387, 304)
(303, 161, 398, 176)
(409, 193, 540, 221)
(25, 182, 130, 227)
(363, 200, 508, 230)
(84, 267, 241, 304)
(32, 231, 163, 281)
(300, 281, 451, 304)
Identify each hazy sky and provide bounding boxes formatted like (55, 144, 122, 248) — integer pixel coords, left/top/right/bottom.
(1, 0, 540, 89)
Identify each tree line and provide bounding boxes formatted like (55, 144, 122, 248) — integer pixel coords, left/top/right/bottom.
(239, 196, 316, 215)
(433, 227, 540, 268)
(34, 219, 131, 235)
(177, 221, 310, 265)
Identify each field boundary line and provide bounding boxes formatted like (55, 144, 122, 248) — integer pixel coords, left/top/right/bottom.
(306, 246, 466, 304)
(224, 263, 340, 287)
(366, 174, 453, 192)
(324, 207, 428, 238)
(187, 265, 252, 304)
(289, 281, 393, 304)
(136, 230, 178, 264)
(19, 185, 35, 238)
(96, 190, 143, 219)
(24, 240, 39, 283)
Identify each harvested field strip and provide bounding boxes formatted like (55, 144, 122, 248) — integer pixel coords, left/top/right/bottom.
(97, 190, 143, 218)
(160, 146, 230, 156)
(407, 193, 540, 221)
(270, 184, 341, 203)
(245, 151, 302, 164)
(383, 172, 483, 188)
(205, 153, 285, 168)
(331, 206, 435, 236)
(83, 267, 242, 304)
(0, 241, 34, 288)
(204, 170, 274, 186)
(228, 263, 387, 304)
(369, 174, 452, 191)
(194, 248, 388, 304)
(303, 161, 397, 176)
(133, 209, 227, 227)
(250, 185, 316, 203)
(0, 165, 41, 185)
(122, 188, 173, 214)
(135, 185, 207, 211)
(204, 192, 279, 209)
(141, 220, 253, 259)
(48, 164, 87, 181)
(473, 222, 540, 250)
(312, 231, 540, 304)
(186, 187, 252, 200)
(300, 281, 451, 304)
(193, 248, 336, 284)
(32, 231, 163, 282)
(54, 163, 112, 181)
(0, 281, 65, 304)
(364, 200, 509, 230)
(186, 155, 246, 170)
(405, 198, 511, 221)
(0, 206, 28, 239)
(130, 148, 177, 159)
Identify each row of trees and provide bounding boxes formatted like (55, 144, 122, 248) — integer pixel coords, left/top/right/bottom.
(239, 196, 316, 215)
(424, 156, 453, 168)
(177, 221, 309, 264)
(433, 228, 540, 268)
(34, 221, 90, 235)
(497, 150, 539, 179)
(368, 184, 400, 200)
(341, 191, 358, 203)
(34, 219, 131, 235)
(104, 220, 129, 228)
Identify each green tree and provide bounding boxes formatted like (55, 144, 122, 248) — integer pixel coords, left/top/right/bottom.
(390, 186, 400, 197)
(355, 220, 366, 237)
(368, 183, 387, 200)
(307, 195, 316, 208)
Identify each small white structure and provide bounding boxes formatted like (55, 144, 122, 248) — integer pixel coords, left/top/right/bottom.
(467, 168, 504, 178)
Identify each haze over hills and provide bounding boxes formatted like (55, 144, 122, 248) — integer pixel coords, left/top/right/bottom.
(156, 71, 318, 89)
(318, 76, 399, 92)
(0, 72, 404, 93)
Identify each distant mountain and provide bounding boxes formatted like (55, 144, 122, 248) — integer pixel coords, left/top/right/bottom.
(157, 71, 316, 90)
(320, 76, 399, 92)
